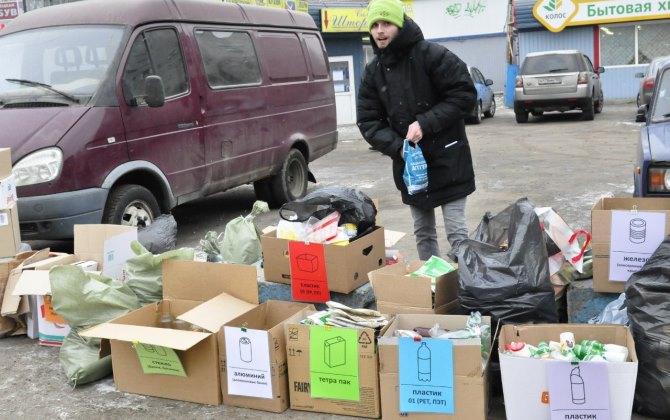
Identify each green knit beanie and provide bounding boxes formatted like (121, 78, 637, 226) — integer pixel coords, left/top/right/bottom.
(367, 0, 404, 32)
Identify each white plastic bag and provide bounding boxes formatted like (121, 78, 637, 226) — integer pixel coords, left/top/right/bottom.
(402, 139, 428, 195)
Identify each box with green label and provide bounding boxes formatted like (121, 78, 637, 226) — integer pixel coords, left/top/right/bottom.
(219, 301, 314, 412)
(285, 312, 389, 418)
(377, 314, 491, 420)
(81, 260, 259, 405)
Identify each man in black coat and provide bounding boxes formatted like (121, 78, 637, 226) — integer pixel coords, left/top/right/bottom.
(357, 0, 478, 261)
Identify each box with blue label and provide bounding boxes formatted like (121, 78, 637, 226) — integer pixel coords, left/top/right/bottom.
(377, 314, 490, 420)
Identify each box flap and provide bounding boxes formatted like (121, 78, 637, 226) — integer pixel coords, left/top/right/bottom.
(12, 270, 51, 296)
(80, 322, 210, 351)
(73, 224, 137, 268)
(384, 229, 406, 247)
(176, 292, 256, 333)
(0, 148, 11, 179)
(22, 253, 74, 271)
(1, 248, 52, 316)
(162, 260, 259, 304)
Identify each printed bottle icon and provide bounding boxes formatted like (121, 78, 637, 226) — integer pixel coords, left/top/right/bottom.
(570, 366, 586, 405)
(239, 337, 252, 363)
(417, 342, 431, 382)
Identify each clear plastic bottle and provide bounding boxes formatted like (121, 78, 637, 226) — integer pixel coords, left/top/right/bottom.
(157, 301, 173, 329)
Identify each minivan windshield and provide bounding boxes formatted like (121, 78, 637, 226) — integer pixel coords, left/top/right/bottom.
(521, 54, 583, 75)
(0, 25, 124, 108)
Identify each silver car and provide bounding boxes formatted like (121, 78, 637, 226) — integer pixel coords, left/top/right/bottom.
(514, 50, 605, 123)
(635, 55, 670, 107)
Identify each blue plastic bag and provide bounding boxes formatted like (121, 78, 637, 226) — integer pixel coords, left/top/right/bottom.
(402, 139, 428, 195)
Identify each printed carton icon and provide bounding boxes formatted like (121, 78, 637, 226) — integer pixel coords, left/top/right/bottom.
(296, 253, 318, 272)
(324, 336, 346, 367)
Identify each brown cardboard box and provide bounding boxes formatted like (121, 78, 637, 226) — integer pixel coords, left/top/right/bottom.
(591, 197, 670, 292)
(369, 260, 459, 315)
(285, 311, 385, 418)
(261, 226, 385, 293)
(219, 300, 315, 412)
(378, 314, 490, 420)
(0, 149, 16, 210)
(81, 260, 259, 405)
(10, 225, 136, 345)
(0, 251, 41, 336)
(0, 204, 20, 258)
(498, 324, 638, 420)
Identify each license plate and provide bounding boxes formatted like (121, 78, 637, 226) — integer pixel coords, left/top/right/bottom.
(538, 78, 560, 85)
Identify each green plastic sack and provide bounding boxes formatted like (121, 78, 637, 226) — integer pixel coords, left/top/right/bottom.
(50, 265, 142, 386)
(125, 240, 195, 305)
(51, 265, 141, 329)
(59, 330, 112, 386)
(221, 200, 269, 264)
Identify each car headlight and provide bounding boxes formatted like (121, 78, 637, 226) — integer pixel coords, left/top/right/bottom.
(648, 167, 670, 192)
(13, 148, 63, 187)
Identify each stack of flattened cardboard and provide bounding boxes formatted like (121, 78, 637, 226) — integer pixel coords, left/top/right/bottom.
(0, 148, 19, 259)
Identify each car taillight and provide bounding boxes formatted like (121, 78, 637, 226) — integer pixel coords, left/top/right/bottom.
(515, 75, 523, 88)
(643, 78, 655, 89)
(577, 72, 588, 84)
(648, 167, 670, 192)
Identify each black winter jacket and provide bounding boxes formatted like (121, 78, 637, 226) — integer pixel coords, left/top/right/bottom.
(357, 16, 477, 210)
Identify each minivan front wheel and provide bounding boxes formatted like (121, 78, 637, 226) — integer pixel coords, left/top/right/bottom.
(103, 184, 160, 228)
(271, 149, 308, 206)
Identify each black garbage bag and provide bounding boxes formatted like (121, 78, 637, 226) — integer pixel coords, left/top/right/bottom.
(453, 197, 558, 325)
(626, 235, 670, 418)
(137, 214, 178, 254)
(279, 186, 377, 234)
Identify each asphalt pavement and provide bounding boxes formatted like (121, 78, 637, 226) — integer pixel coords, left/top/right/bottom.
(4, 99, 660, 419)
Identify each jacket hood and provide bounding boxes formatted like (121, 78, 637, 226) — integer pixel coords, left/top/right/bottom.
(0, 107, 88, 162)
(372, 15, 424, 64)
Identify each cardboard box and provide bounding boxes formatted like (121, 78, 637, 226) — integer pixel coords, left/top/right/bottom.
(219, 300, 314, 412)
(0, 251, 40, 336)
(498, 323, 638, 420)
(0, 176, 16, 210)
(378, 314, 490, 420)
(591, 197, 670, 292)
(369, 260, 459, 315)
(286, 311, 385, 418)
(0, 204, 20, 258)
(11, 225, 136, 346)
(261, 226, 385, 294)
(81, 260, 260, 405)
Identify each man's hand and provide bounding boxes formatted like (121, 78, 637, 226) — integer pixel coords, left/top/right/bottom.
(406, 121, 423, 144)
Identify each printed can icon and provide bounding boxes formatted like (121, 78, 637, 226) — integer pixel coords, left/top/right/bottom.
(629, 218, 646, 244)
(239, 337, 252, 363)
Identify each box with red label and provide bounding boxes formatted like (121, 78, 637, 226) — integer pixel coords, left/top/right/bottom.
(261, 226, 385, 294)
(0, 148, 16, 210)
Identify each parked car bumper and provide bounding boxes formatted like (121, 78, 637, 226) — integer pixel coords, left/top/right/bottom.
(514, 84, 592, 112)
(18, 188, 108, 240)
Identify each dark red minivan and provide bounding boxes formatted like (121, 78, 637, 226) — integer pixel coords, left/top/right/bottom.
(0, 0, 337, 239)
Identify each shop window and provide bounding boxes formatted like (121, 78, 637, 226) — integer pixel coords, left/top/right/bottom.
(600, 21, 670, 66)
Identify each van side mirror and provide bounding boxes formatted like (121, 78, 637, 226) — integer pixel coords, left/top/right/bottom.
(596, 66, 605, 74)
(485, 79, 494, 86)
(636, 104, 648, 123)
(144, 75, 165, 108)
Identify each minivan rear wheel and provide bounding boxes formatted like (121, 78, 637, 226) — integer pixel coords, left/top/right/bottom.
(103, 184, 160, 228)
(271, 149, 308, 206)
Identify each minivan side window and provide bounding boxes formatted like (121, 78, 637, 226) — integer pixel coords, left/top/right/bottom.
(302, 34, 329, 80)
(194, 30, 261, 88)
(257, 31, 308, 84)
(122, 28, 188, 104)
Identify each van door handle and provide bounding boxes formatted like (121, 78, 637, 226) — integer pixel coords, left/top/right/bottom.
(177, 122, 197, 130)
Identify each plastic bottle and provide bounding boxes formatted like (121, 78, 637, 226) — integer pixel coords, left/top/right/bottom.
(570, 366, 586, 405)
(417, 342, 431, 382)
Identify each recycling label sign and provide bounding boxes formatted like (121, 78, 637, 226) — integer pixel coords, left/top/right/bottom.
(533, 0, 670, 33)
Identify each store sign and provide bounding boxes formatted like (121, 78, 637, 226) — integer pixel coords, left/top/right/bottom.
(534, 0, 670, 32)
(321, 1, 414, 33)
(0, 1, 19, 20)
(224, 0, 308, 14)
